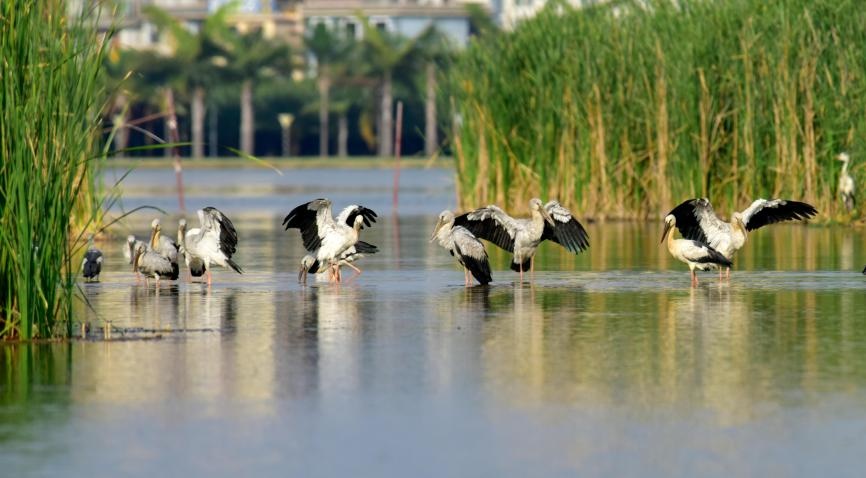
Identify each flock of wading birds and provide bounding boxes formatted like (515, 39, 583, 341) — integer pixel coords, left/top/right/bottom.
(79, 191, 833, 288)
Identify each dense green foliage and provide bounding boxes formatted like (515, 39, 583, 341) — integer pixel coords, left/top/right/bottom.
(450, 0, 866, 219)
(0, 1, 106, 338)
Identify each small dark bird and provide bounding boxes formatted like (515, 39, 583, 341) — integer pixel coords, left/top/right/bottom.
(82, 237, 103, 283)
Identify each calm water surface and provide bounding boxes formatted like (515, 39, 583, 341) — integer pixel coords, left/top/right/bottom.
(3, 168, 866, 477)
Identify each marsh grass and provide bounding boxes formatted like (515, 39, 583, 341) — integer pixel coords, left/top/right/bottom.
(1, 1, 108, 339)
(449, 0, 866, 219)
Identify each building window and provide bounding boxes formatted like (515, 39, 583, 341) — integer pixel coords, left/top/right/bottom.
(148, 24, 159, 44)
(369, 16, 393, 33)
(345, 22, 357, 39)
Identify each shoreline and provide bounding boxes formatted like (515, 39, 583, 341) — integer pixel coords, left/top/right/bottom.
(105, 156, 453, 170)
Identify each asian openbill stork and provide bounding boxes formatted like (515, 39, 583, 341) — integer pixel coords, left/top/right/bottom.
(661, 215, 732, 286)
(123, 235, 146, 265)
(837, 152, 856, 212)
(298, 240, 379, 284)
(283, 199, 378, 283)
(454, 198, 590, 281)
(431, 210, 492, 286)
(666, 197, 817, 278)
(82, 236, 103, 282)
(178, 218, 206, 279)
(150, 219, 180, 280)
(132, 224, 177, 285)
(181, 207, 243, 286)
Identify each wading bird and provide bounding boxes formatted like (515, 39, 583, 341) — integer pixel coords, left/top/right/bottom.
(431, 210, 492, 286)
(661, 214, 732, 286)
(666, 197, 817, 278)
(150, 219, 180, 280)
(132, 241, 175, 286)
(82, 236, 103, 282)
(298, 241, 378, 284)
(837, 152, 856, 212)
(123, 235, 146, 265)
(454, 198, 590, 281)
(283, 199, 377, 283)
(181, 207, 243, 285)
(178, 219, 206, 279)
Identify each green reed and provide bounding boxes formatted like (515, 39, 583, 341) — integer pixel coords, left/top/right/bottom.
(449, 0, 866, 219)
(1, 1, 107, 339)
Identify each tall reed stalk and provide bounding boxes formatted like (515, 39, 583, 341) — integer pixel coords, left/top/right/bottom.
(1, 1, 107, 339)
(449, 0, 866, 219)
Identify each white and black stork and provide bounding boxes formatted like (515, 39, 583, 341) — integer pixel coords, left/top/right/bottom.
(661, 214, 732, 286)
(181, 207, 243, 285)
(454, 198, 590, 281)
(431, 210, 492, 286)
(665, 198, 817, 278)
(283, 198, 378, 283)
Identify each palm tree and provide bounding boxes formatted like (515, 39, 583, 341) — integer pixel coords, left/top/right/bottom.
(416, 29, 452, 157)
(143, 3, 235, 158)
(221, 29, 292, 155)
(360, 18, 432, 157)
(305, 23, 354, 158)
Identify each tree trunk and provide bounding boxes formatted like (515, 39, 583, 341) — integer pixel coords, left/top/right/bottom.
(240, 79, 254, 155)
(191, 86, 206, 159)
(209, 102, 218, 157)
(338, 113, 348, 157)
(318, 68, 330, 158)
(378, 70, 393, 157)
(424, 62, 438, 157)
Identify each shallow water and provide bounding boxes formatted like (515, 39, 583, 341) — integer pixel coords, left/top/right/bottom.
(4, 168, 866, 477)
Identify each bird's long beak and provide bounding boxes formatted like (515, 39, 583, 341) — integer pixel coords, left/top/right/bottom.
(132, 249, 141, 272)
(149, 226, 158, 249)
(660, 222, 672, 244)
(540, 207, 555, 226)
(430, 218, 444, 242)
(298, 264, 308, 284)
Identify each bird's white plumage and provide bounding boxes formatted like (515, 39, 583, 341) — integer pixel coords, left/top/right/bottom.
(451, 226, 488, 261)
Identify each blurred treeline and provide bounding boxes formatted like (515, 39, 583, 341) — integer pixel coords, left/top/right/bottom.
(106, 2, 457, 159)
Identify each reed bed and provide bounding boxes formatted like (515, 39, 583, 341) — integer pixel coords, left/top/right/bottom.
(1, 1, 107, 339)
(449, 0, 866, 219)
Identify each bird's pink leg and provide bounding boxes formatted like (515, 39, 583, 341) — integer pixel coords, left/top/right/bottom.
(726, 267, 731, 280)
(207, 269, 212, 287)
(530, 258, 535, 280)
(345, 263, 362, 279)
(519, 262, 524, 283)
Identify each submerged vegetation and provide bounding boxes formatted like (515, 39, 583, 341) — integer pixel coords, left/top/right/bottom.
(0, 1, 107, 339)
(450, 0, 866, 219)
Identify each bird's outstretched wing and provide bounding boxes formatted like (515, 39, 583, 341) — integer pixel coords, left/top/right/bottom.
(454, 205, 518, 252)
(336, 205, 378, 229)
(540, 201, 590, 254)
(738, 199, 818, 231)
(282, 199, 331, 251)
(200, 207, 239, 258)
(666, 198, 729, 244)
